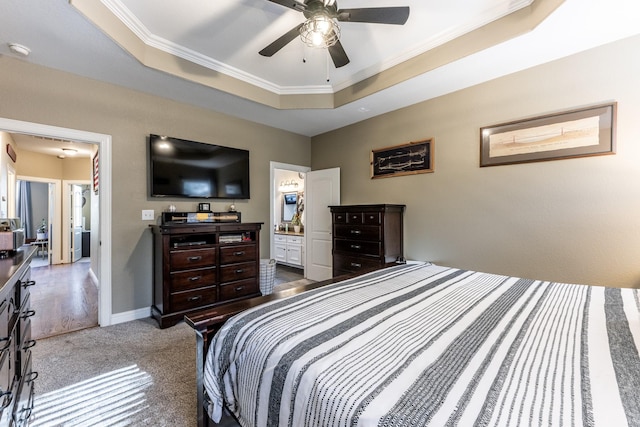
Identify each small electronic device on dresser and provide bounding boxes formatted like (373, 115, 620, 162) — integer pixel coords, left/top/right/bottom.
(149, 214, 263, 328)
(0, 219, 25, 258)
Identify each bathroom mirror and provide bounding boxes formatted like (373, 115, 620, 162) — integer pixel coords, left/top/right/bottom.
(281, 192, 297, 222)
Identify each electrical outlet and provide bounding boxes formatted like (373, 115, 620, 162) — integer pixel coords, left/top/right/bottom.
(141, 209, 155, 221)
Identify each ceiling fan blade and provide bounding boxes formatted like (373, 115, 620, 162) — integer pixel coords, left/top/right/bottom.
(259, 23, 304, 57)
(337, 7, 410, 25)
(328, 39, 349, 68)
(266, 0, 306, 13)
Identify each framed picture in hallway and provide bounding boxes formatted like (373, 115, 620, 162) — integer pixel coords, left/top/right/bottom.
(93, 151, 99, 194)
(371, 138, 434, 179)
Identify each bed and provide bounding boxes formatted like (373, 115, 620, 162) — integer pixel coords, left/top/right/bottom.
(185, 262, 640, 427)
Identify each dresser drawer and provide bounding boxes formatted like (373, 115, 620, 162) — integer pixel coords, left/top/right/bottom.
(219, 245, 257, 264)
(13, 350, 35, 427)
(170, 248, 216, 270)
(170, 267, 216, 292)
(220, 262, 257, 283)
(334, 239, 381, 256)
(346, 212, 363, 224)
(170, 286, 218, 312)
(219, 279, 259, 301)
(363, 212, 381, 225)
(334, 224, 381, 241)
(333, 254, 381, 274)
(333, 212, 347, 224)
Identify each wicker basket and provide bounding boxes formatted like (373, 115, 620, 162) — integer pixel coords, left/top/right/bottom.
(259, 259, 277, 295)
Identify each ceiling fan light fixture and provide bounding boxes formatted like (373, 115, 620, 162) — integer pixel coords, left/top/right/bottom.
(300, 14, 340, 48)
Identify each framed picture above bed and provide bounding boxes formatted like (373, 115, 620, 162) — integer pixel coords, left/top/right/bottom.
(371, 138, 434, 179)
(480, 102, 616, 167)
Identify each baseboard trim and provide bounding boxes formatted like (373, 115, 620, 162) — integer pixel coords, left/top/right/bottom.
(89, 268, 99, 287)
(110, 307, 151, 325)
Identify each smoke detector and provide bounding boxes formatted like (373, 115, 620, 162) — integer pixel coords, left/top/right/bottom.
(8, 43, 31, 57)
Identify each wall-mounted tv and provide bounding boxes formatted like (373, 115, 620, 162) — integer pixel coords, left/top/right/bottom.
(149, 134, 250, 199)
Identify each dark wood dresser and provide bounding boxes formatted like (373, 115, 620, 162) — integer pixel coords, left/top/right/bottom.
(150, 222, 262, 328)
(330, 204, 405, 277)
(0, 246, 37, 426)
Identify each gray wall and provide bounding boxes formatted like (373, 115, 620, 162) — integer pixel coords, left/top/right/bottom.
(0, 56, 311, 314)
(312, 34, 640, 288)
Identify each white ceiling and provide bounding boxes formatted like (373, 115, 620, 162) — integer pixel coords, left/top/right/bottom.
(0, 0, 639, 143)
(102, 0, 531, 92)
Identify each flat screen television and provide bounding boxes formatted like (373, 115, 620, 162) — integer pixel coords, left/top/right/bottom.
(148, 134, 250, 199)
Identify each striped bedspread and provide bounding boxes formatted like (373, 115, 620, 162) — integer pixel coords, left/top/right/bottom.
(203, 262, 640, 426)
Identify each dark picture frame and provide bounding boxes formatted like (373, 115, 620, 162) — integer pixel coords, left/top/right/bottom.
(480, 103, 616, 167)
(371, 138, 434, 179)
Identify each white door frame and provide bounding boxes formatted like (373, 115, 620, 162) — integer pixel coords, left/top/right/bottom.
(6, 165, 16, 218)
(0, 118, 113, 327)
(62, 180, 91, 264)
(16, 176, 63, 265)
(269, 162, 311, 267)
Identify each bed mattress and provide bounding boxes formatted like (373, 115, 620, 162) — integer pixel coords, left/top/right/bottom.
(204, 262, 640, 426)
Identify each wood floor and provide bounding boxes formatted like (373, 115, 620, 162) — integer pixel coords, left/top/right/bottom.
(29, 261, 303, 340)
(30, 260, 99, 340)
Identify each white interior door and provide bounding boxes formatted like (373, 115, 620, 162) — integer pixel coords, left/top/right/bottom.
(71, 184, 83, 262)
(304, 168, 340, 281)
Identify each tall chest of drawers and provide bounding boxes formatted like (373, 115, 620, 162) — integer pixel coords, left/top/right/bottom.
(150, 223, 262, 328)
(0, 246, 37, 427)
(330, 204, 405, 277)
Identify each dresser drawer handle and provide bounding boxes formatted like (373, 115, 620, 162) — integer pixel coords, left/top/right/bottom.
(350, 262, 362, 268)
(0, 336, 11, 352)
(350, 230, 361, 235)
(21, 280, 36, 288)
(23, 339, 36, 350)
(187, 295, 202, 302)
(26, 371, 38, 383)
(235, 269, 244, 274)
(350, 244, 361, 250)
(233, 251, 245, 256)
(21, 309, 36, 320)
(187, 256, 202, 262)
(0, 391, 12, 411)
(188, 276, 202, 282)
(235, 286, 245, 292)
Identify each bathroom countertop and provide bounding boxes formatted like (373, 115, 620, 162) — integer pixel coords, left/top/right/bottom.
(274, 230, 304, 237)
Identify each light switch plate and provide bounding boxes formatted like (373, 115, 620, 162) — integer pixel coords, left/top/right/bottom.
(142, 209, 155, 220)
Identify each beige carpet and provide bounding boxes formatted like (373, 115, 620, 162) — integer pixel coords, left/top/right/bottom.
(31, 317, 197, 427)
(30, 280, 315, 427)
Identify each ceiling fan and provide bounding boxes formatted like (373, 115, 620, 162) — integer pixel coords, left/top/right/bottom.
(259, 0, 410, 68)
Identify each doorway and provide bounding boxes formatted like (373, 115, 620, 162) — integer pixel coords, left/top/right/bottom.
(270, 162, 310, 276)
(0, 117, 113, 327)
(16, 177, 61, 266)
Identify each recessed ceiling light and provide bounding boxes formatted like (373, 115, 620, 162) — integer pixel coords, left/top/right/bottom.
(8, 43, 31, 57)
(357, 107, 371, 113)
(62, 148, 77, 156)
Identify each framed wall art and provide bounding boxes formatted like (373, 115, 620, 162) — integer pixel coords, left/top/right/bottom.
(93, 151, 99, 194)
(480, 102, 616, 167)
(371, 138, 434, 179)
